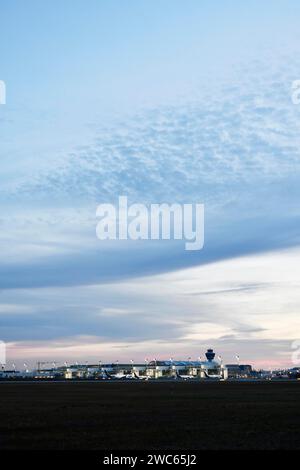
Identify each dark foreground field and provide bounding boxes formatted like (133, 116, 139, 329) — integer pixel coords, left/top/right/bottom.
(0, 381, 299, 450)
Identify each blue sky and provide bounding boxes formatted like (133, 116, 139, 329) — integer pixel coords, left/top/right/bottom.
(1, 1, 300, 368)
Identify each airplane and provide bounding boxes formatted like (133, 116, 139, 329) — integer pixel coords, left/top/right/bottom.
(103, 370, 135, 380)
(203, 370, 223, 380)
(175, 371, 195, 380)
(133, 371, 149, 381)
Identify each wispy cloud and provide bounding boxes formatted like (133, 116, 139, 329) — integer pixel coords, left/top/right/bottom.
(2, 247, 300, 368)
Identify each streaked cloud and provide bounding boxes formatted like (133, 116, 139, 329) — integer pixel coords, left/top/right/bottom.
(3, 247, 300, 368)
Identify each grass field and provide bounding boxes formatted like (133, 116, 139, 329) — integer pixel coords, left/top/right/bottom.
(0, 381, 299, 450)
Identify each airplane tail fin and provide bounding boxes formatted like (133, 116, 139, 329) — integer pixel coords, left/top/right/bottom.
(104, 369, 113, 379)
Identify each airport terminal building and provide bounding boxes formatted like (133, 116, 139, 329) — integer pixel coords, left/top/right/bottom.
(1, 348, 227, 380)
(62, 348, 228, 380)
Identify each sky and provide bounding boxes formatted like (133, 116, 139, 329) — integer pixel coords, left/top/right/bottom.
(1, 0, 300, 369)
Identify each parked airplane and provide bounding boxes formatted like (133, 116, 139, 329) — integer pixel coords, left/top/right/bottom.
(203, 371, 223, 380)
(175, 371, 195, 380)
(103, 370, 135, 380)
(133, 371, 149, 381)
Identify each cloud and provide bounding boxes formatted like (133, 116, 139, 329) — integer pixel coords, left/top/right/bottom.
(186, 283, 269, 296)
(2, 247, 300, 369)
(1, 53, 300, 289)
(1, 51, 300, 368)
